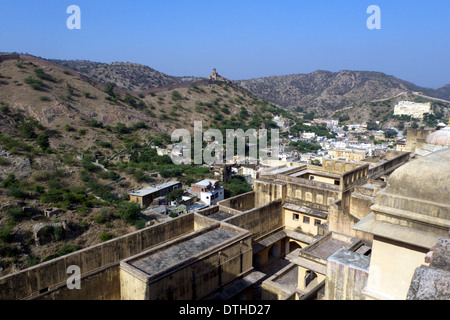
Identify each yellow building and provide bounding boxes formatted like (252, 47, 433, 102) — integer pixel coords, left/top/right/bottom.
(353, 148, 450, 300)
(393, 101, 432, 119)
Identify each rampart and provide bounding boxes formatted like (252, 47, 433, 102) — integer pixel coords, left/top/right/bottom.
(0, 213, 199, 300)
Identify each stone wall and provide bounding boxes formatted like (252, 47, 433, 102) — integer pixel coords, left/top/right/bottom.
(218, 191, 255, 212)
(0, 213, 196, 300)
(406, 129, 434, 153)
(33, 265, 120, 300)
(367, 152, 410, 180)
(254, 179, 286, 207)
(328, 200, 373, 242)
(0, 54, 20, 63)
(120, 223, 253, 300)
(322, 159, 361, 175)
(225, 199, 283, 242)
(324, 248, 370, 300)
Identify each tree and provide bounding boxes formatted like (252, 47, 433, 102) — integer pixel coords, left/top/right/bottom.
(384, 128, 398, 139)
(118, 202, 141, 224)
(338, 114, 350, 122)
(36, 134, 50, 151)
(224, 176, 252, 198)
(124, 93, 137, 108)
(304, 112, 315, 121)
(105, 82, 116, 97)
(366, 121, 378, 131)
(166, 188, 184, 202)
(19, 121, 37, 139)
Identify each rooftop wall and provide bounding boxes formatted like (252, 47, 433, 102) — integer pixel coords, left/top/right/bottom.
(224, 199, 284, 242)
(0, 213, 197, 300)
(120, 220, 252, 300)
(218, 191, 255, 212)
(324, 248, 370, 300)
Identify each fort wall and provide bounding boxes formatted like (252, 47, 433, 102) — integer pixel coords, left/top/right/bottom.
(0, 213, 197, 300)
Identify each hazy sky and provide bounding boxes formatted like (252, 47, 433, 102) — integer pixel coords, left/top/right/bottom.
(1, 0, 449, 88)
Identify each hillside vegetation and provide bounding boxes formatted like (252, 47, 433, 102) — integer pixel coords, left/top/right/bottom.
(0, 54, 306, 276)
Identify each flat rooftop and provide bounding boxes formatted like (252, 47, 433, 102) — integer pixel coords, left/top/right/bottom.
(207, 211, 234, 221)
(301, 232, 361, 261)
(283, 203, 328, 219)
(130, 181, 180, 197)
(289, 170, 340, 180)
(129, 227, 238, 276)
(193, 179, 219, 186)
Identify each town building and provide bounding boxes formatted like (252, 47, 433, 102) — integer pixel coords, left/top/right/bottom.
(393, 101, 432, 120)
(191, 179, 225, 206)
(129, 181, 182, 208)
(2, 147, 449, 302)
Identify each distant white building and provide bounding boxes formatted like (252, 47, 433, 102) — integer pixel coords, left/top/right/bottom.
(302, 132, 316, 139)
(393, 101, 432, 119)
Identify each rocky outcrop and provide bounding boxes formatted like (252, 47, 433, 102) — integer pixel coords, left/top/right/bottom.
(407, 235, 450, 300)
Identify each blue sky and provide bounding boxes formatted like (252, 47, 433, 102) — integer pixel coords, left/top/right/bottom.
(0, 0, 449, 88)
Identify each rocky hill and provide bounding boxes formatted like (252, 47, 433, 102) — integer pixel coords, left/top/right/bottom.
(237, 70, 450, 112)
(50, 59, 203, 92)
(0, 54, 289, 276)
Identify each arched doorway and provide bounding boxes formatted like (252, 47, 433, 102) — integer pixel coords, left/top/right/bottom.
(304, 270, 318, 289)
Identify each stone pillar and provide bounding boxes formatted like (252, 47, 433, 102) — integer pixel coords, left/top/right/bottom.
(324, 248, 370, 300)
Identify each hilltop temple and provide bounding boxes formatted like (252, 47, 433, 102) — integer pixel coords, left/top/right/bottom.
(208, 68, 231, 83)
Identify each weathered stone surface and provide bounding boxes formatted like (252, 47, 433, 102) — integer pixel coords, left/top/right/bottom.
(430, 237, 450, 272)
(407, 266, 450, 300)
(0, 156, 31, 180)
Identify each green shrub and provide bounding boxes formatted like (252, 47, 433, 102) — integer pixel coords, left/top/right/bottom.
(39, 96, 51, 101)
(0, 157, 10, 166)
(34, 68, 56, 82)
(134, 219, 147, 230)
(54, 226, 65, 241)
(18, 121, 37, 138)
(64, 124, 75, 132)
(0, 105, 10, 114)
(0, 225, 14, 243)
(7, 186, 27, 199)
(23, 76, 44, 90)
(0, 134, 34, 153)
(56, 244, 81, 256)
(99, 232, 114, 242)
(36, 134, 50, 151)
(171, 90, 183, 101)
(25, 256, 40, 267)
(97, 141, 113, 149)
(4, 206, 25, 222)
(118, 202, 141, 224)
(93, 214, 105, 224)
(1, 174, 18, 188)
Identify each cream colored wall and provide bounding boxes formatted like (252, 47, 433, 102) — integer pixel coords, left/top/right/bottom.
(364, 237, 427, 300)
(297, 266, 326, 293)
(120, 267, 148, 300)
(284, 209, 326, 236)
(309, 174, 337, 185)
